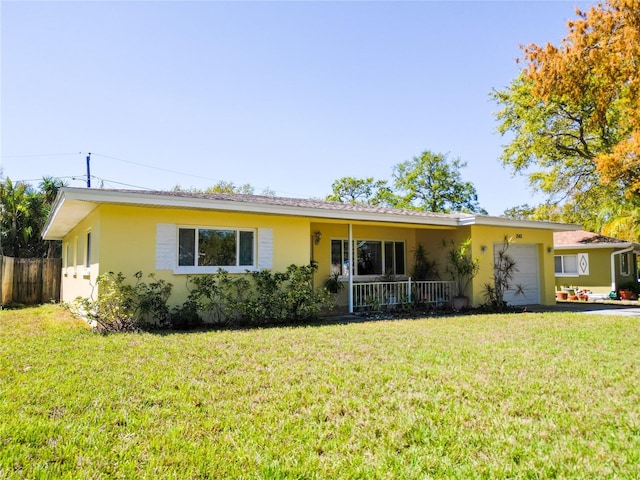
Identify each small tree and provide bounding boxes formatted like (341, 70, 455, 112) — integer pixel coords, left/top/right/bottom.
(445, 239, 479, 299)
(483, 236, 520, 311)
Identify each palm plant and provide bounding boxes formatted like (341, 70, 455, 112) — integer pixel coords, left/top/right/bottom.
(0, 178, 29, 257)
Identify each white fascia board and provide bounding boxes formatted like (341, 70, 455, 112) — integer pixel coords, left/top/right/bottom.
(554, 243, 636, 250)
(45, 188, 460, 231)
(42, 192, 65, 239)
(459, 215, 581, 231)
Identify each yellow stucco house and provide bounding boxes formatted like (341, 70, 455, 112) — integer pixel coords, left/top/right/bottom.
(43, 188, 579, 311)
(554, 230, 640, 297)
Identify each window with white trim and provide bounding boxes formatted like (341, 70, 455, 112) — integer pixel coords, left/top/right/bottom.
(178, 227, 255, 268)
(554, 254, 578, 275)
(64, 242, 71, 273)
(73, 236, 78, 274)
(620, 252, 631, 276)
(85, 231, 92, 269)
(331, 239, 405, 276)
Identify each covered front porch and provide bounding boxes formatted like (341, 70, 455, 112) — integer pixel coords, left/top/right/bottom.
(310, 219, 466, 312)
(352, 279, 456, 310)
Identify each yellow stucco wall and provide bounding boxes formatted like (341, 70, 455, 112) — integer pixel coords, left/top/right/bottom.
(307, 222, 558, 307)
(415, 226, 470, 274)
(60, 209, 101, 303)
(61, 205, 312, 305)
(468, 225, 555, 306)
(59, 204, 559, 308)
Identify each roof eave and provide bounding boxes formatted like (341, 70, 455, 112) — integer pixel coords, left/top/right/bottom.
(42, 188, 462, 239)
(457, 215, 581, 231)
(43, 188, 582, 239)
(554, 242, 638, 250)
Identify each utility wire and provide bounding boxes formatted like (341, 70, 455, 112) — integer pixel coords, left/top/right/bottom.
(0, 153, 80, 158)
(91, 152, 223, 183)
(3, 151, 305, 198)
(92, 177, 155, 190)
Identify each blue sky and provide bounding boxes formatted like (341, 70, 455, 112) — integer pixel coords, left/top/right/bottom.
(1, 1, 593, 215)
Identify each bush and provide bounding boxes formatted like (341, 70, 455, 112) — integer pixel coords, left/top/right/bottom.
(170, 300, 203, 330)
(72, 263, 331, 332)
(240, 262, 330, 325)
(181, 270, 250, 327)
(181, 263, 329, 327)
(70, 272, 172, 333)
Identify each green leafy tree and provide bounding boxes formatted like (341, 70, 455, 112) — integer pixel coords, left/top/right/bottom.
(502, 204, 537, 220)
(492, 74, 625, 233)
(0, 178, 29, 257)
(172, 181, 275, 196)
(494, 1, 640, 240)
(0, 177, 65, 258)
(204, 181, 255, 195)
(392, 151, 486, 214)
(327, 151, 486, 214)
(326, 177, 397, 206)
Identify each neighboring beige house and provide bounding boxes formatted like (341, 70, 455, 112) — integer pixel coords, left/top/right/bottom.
(554, 230, 640, 296)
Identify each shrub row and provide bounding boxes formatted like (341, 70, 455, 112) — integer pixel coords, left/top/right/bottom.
(71, 263, 331, 333)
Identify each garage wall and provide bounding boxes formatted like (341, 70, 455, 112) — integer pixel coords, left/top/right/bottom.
(470, 226, 555, 306)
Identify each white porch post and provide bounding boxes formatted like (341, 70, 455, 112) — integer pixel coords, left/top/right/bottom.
(348, 223, 354, 313)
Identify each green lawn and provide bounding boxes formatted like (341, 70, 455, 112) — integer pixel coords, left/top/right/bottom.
(1, 306, 639, 479)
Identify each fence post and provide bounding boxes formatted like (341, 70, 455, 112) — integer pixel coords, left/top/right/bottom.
(407, 277, 412, 304)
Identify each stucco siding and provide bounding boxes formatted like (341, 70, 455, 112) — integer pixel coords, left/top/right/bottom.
(70, 205, 311, 305)
(58, 201, 563, 308)
(470, 226, 555, 306)
(555, 247, 613, 293)
(60, 209, 100, 303)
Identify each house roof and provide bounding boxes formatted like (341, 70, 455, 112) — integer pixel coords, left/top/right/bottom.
(554, 230, 639, 250)
(42, 187, 580, 239)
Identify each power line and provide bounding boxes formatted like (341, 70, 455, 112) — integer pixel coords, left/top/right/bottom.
(92, 177, 155, 190)
(91, 152, 223, 183)
(90, 152, 293, 196)
(0, 153, 79, 158)
(2, 151, 301, 197)
(3, 151, 221, 186)
(9, 175, 82, 184)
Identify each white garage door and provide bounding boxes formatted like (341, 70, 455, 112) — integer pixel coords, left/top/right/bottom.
(494, 243, 540, 305)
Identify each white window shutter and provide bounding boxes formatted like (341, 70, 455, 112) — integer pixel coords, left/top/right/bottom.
(257, 228, 273, 270)
(156, 223, 176, 270)
(577, 253, 589, 276)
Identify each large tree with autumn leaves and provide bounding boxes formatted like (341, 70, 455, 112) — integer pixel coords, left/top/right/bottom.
(494, 0, 640, 240)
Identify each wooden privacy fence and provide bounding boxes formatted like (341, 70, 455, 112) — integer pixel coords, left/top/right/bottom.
(0, 256, 62, 305)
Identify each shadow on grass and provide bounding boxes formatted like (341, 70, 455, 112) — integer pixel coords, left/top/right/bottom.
(141, 304, 512, 336)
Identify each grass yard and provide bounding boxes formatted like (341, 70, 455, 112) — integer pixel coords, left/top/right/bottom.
(1, 306, 639, 479)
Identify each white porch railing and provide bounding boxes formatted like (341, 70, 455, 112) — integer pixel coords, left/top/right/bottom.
(352, 279, 456, 309)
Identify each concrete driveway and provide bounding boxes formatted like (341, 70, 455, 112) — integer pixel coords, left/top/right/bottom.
(528, 302, 640, 316)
